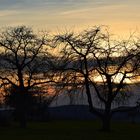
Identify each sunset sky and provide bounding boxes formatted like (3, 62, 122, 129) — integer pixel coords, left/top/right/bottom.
(0, 0, 140, 36)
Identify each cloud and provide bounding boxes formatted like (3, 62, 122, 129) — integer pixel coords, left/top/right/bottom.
(0, 10, 19, 17)
(0, 0, 139, 12)
(59, 8, 91, 15)
(0, 0, 140, 36)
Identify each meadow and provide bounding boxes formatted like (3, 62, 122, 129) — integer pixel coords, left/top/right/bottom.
(0, 120, 140, 140)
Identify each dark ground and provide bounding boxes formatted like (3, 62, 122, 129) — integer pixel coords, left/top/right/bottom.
(0, 120, 140, 140)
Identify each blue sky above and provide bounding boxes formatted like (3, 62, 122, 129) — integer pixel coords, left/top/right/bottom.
(0, 0, 140, 35)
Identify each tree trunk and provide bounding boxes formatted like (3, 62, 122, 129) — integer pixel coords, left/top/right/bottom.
(18, 107, 27, 128)
(19, 117, 27, 128)
(101, 103, 112, 132)
(101, 115, 111, 132)
(83, 56, 94, 111)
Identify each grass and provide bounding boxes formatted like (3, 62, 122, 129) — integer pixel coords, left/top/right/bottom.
(0, 120, 140, 140)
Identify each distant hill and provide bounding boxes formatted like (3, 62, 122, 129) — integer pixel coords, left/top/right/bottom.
(1, 105, 140, 123)
(48, 105, 140, 123)
(48, 105, 96, 120)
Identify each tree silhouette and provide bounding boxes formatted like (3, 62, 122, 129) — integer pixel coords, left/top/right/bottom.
(0, 26, 52, 127)
(55, 27, 140, 131)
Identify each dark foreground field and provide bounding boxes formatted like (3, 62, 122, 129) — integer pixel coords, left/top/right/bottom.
(0, 120, 140, 140)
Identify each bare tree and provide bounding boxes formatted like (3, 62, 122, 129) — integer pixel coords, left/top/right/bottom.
(55, 27, 140, 131)
(0, 26, 53, 127)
